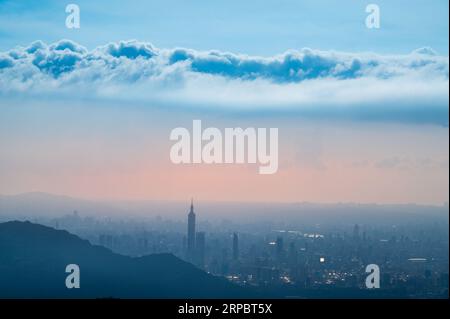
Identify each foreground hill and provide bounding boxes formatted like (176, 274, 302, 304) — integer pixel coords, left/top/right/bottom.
(0, 221, 250, 298)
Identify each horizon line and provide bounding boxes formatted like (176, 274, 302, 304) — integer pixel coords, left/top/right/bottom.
(0, 191, 448, 208)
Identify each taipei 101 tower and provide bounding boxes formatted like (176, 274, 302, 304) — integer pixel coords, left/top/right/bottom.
(187, 198, 196, 262)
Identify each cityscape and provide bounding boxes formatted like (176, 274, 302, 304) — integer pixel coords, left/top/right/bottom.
(3, 195, 446, 298)
(0, 0, 448, 308)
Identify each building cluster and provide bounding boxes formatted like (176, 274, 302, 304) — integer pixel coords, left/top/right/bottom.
(28, 201, 449, 298)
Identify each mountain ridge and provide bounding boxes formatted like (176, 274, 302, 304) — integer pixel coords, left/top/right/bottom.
(0, 220, 251, 298)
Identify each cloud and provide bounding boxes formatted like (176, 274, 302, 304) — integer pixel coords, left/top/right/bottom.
(0, 39, 448, 125)
(102, 41, 157, 59)
(0, 54, 14, 69)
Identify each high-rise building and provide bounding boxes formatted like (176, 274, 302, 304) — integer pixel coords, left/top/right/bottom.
(276, 236, 284, 261)
(187, 198, 196, 261)
(353, 224, 360, 240)
(288, 241, 297, 266)
(196, 231, 206, 268)
(232, 232, 239, 261)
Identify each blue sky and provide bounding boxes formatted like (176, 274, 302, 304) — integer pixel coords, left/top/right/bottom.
(0, 0, 448, 203)
(0, 1, 448, 125)
(0, 0, 448, 55)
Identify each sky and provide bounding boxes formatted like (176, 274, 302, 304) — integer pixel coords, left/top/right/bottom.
(0, 0, 448, 55)
(0, 1, 448, 205)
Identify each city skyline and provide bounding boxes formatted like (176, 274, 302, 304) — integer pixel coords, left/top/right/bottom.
(1, 196, 447, 298)
(0, 0, 448, 303)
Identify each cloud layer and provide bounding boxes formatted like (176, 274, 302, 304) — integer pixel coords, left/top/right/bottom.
(0, 39, 448, 125)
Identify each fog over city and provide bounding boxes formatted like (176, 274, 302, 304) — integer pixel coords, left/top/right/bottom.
(1, 192, 447, 298)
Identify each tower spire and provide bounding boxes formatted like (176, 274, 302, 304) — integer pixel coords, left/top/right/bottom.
(187, 198, 196, 262)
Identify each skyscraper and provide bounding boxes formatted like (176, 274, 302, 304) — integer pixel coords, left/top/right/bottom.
(195, 232, 206, 269)
(353, 224, 360, 240)
(276, 236, 284, 261)
(187, 198, 196, 262)
(232, 232, 239, 261)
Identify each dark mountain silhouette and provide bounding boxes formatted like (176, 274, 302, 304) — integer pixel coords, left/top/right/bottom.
(0, 221, 252, 298)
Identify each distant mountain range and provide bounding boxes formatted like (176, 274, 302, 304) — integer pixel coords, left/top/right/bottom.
(1, 192, 447, 225)
(0, 221, 251, 298)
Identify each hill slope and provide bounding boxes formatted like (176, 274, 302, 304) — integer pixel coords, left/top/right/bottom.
(0, 221, 249, 298)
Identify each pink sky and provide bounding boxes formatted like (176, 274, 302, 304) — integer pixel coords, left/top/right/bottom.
(1, 104, 447, 205)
